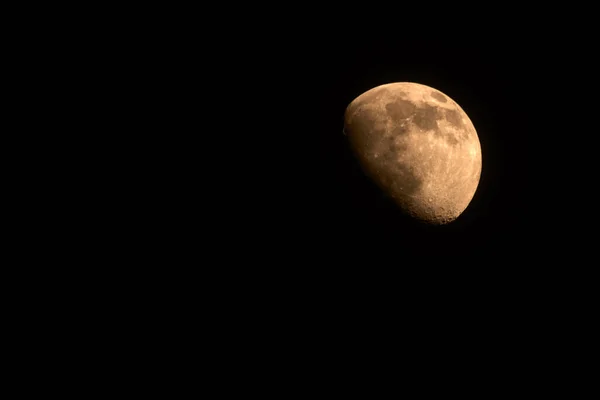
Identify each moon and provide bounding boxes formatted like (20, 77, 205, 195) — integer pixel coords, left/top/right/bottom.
(343, 82, 482, 225)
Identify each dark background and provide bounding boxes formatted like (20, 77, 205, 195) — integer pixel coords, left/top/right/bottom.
(145, 13, 595, 272)
(92, 12, 596, 316)
(142, 16, 595, 296)
(31, 10, 595, 379)
(272, 35, 541, 271)
(10, 8, 596, 384)
(220, 25, 596, 359)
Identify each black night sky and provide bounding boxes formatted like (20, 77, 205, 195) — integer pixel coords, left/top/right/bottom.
(222, 23, 597, 345)
(274, 36, 539, 269)
(195, 16, 594, 283)
(119, 11, 598, 371)
(52, 9, 598, 379)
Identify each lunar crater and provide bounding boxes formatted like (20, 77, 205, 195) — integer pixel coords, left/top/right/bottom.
(430, 91, 447, 103)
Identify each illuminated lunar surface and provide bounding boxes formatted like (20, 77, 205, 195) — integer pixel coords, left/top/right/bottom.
(343, 82, 482, 225)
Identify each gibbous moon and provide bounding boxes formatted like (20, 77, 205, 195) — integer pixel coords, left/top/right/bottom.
(343, 82, 482, 225)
